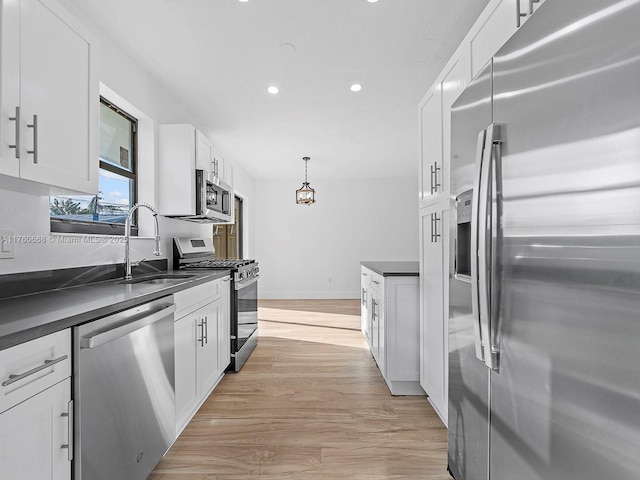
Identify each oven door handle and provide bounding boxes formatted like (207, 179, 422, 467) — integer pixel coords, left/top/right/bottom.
(235, 275, 259, 290)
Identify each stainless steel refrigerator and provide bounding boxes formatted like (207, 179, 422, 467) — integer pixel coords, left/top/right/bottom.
(448, 1, 640, 479)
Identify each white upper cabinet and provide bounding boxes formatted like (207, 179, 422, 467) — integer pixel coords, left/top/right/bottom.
(469, 0, 518, 78)
(440, 56, 471, 197)
(212, 148, 234, 188)
(468, 0, 546, 78)
(196, 129, 213, 174)
(419, 48, 470, 207)
(419, 87, 443, 203)
(158, 124, 201, 216)
(0, 0, 98, 194)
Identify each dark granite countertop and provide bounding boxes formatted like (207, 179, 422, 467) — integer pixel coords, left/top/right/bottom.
(0, 269, 230, 351)
(361, 261, 419, 277)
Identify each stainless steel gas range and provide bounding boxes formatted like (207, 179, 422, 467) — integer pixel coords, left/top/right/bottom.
(173, 237, 259, 372)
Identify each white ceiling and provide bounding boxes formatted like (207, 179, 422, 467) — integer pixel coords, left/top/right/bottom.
(67, 0, 489, 180)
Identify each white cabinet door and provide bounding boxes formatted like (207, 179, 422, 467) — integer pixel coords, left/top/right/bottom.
(385, 277, 421, 384)
(196, 129, 213, 174)
(197, 299, 220, 396)
(469, 0, 518, 78)
(419, 200, 450, 424)
(18, 0, 97, 193)
(0, 0, 20, 177)
(441, 56, 470, 195)
(0, 377, 71, 480)
(419, 88, 443, 203)
(174, 312, 200, 434)
(212, 151, 234, 187)
(369, 273, 385, 375)
(360, 268, 371, 338)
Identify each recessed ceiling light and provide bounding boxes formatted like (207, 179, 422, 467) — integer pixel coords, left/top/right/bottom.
(267, 86, 279, 95)
(350, 84, 363, 92)
(367, 0, 379, 3)
(238, 0, 250, 2)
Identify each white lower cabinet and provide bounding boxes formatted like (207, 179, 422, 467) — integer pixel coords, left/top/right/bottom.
(360, 267, 371, 341)
(361, 267, 421, 395)
(174, 277, 229, 436)
(0, 378, 71, 480)
(419, 200, 450, 425)
(0, 329, 72, 480)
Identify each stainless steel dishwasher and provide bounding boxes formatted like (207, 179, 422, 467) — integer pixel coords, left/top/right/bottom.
(74, 296, 176, 480)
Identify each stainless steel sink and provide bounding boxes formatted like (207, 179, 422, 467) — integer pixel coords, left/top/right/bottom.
(119, 274, 197, 285)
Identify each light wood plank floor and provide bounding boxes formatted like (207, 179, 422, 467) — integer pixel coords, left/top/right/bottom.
(149, 299, 450, 480)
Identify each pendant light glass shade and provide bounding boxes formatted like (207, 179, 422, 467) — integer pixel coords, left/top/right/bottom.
(296, 157, 316, 205)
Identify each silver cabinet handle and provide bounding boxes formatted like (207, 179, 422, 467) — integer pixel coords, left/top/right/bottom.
(362, 272, 368, 277)
(2, 354, 68, 387)
(361, 287, 367, 306)
(430, 162, 441, 194)
(372, 280, 379, 285)
(60, 400, 73, 461)
(197, 319, 205, 347)
(430, 212, 434, 243)
(516, 0, 527, 27)
(80, 304, 176, 349)
(222, 277, 231, 283)
(27, 114, 38, 164)
(431, 212, 441, 243)
(8, 106, 20, 158)
(204, 316, 208, 344)
(529, 0, 540, 14)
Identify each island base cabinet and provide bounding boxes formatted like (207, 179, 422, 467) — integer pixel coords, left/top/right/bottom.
(0, 377, 71, 480)
(361, 267, 422, 396)
(383, 279, 422, 396)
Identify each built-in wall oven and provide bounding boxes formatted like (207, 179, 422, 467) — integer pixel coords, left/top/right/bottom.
(173, 237, 259, 371)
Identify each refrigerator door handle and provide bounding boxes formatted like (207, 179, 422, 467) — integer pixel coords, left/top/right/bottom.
(471, 129, 487, 364)
(480, 123, 503, 371)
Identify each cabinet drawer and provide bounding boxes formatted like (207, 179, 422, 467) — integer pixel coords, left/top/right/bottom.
(174, 279, 221, 319)
(369, 272, 384, 292)
(0, 329, 71, 414)
(361, 267, 372, 287)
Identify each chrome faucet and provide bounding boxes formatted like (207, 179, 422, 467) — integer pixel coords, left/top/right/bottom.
(124, 202, 162, 280)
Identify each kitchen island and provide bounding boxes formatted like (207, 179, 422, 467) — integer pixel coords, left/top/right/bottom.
(360, 261, 422, 395)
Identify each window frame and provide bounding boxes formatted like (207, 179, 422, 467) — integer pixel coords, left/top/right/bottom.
(50, 97, 139, 236)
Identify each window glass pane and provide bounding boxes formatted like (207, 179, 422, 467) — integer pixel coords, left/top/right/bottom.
(100, 102, 133, 172)
(49, 169, 133, 225)
(95, 169, 133, 223)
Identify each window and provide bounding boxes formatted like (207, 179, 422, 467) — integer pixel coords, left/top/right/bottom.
(212, 196, 243, 259)
(50, 97, 138, 235)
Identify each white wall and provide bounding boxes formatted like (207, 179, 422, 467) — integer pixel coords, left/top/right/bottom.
(0, 4, 254, 275)
(254, 177, 418, 299)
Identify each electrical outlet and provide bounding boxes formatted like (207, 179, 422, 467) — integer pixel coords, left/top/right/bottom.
(0, 230, 15, 259)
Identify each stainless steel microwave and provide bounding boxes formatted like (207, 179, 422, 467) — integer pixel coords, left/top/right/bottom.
(164, 169, 233, 223)
(195, 169, 232, 222)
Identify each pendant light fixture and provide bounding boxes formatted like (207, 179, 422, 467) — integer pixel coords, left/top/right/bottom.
(296, 156, 316, 205)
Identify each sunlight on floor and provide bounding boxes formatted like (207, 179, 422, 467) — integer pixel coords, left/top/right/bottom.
(258, 305, 370, 350)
